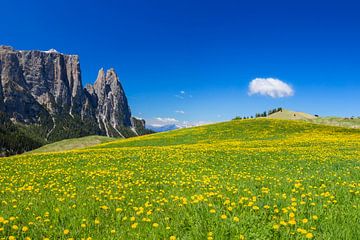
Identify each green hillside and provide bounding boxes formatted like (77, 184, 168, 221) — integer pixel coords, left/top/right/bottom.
(267, 109, 360, 129)
(308, 116, 360, 129)
(28, 135, 115, 154)
(267, 109, 316, 120)
(1, 119, 360, 239)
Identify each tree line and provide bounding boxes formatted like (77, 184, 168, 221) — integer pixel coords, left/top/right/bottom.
(233, 107, 283, 120)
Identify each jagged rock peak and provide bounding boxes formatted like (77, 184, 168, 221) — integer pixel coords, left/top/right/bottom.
(0, 45, 15, 52)
(0, 46, 150, 139)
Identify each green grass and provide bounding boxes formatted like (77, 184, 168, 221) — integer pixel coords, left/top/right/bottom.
(28, 135, 115, 154)
(308, 116, 360, 129)
(1, 119, 359, 239)
(267, 109, 360, 129)
(267, 109, 316, 120)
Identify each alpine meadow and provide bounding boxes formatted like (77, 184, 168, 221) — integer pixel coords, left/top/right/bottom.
(0, 119, 359, 239)
(1, 1, 360, 239)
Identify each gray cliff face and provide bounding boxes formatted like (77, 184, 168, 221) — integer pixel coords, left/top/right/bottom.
(90, 68, 132, 136)
(0, 45, 145, 139)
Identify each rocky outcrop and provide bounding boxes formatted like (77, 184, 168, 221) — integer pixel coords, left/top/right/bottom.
(0, 45, 148, 141)
(88, 68, 132, 137)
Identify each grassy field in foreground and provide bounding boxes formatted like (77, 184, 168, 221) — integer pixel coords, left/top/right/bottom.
(1, 119, 360, 239)
(28, 135, 115, 154)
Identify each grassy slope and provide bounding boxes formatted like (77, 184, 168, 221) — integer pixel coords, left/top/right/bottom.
(267, 109, 316, 120)
(2, 119, 360, 239)
(267, 109, 360, 128)
(29, 135, 115, 154)
(308, 116, 360, 129)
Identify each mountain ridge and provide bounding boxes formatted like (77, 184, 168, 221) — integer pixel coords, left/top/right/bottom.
(0, 45, 151, 156)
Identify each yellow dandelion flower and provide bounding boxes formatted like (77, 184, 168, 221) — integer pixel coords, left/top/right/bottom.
(233, 216, 240, 222)
(64, 229, 70, 235)
(288, 219, 296, 225)
(305, 233, 314, 239)
(100, 205, 109, 210)
(221, 214, 227, 220)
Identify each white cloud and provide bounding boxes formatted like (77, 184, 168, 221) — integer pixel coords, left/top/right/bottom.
(154, 117, 179, 123)
(248, 78, 294, 98)
(146, 117, 210, 129)
(175, 110, 185, 114)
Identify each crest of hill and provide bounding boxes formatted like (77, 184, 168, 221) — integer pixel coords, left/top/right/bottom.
(24, 118, 360, 154)
(267, 109, 316, 120)
(91, 118, 359, 150)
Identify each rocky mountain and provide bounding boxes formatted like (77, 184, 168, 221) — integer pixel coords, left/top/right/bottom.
(146, 124, 181, 132)
(0, 45, 151, 155)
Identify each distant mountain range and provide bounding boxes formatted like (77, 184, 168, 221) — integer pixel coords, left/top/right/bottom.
(146, 124, 181, 132)
(146, 121, 207, 132)
(0, 46, 152, 156)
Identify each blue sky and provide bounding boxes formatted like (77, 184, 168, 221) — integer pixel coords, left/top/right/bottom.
(1, 0, 359, 126)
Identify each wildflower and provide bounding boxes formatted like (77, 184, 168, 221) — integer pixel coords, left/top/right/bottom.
(22, 226, 29, 232)
(233, 216, 240, 222)
(64, 229, 70, 235)
(273, 224, 280, 230)
(100, 205, 109, 210)
(312, 215, 318, 220)
(306, 233, 314, 239)
(131, 223, 138, 229)
(170, 236, 176, 240)
(288, 219, 296, 225)
(221, 214, 227, 220)
(209, 209, 216, 213)
(152, 223, 159, 228)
